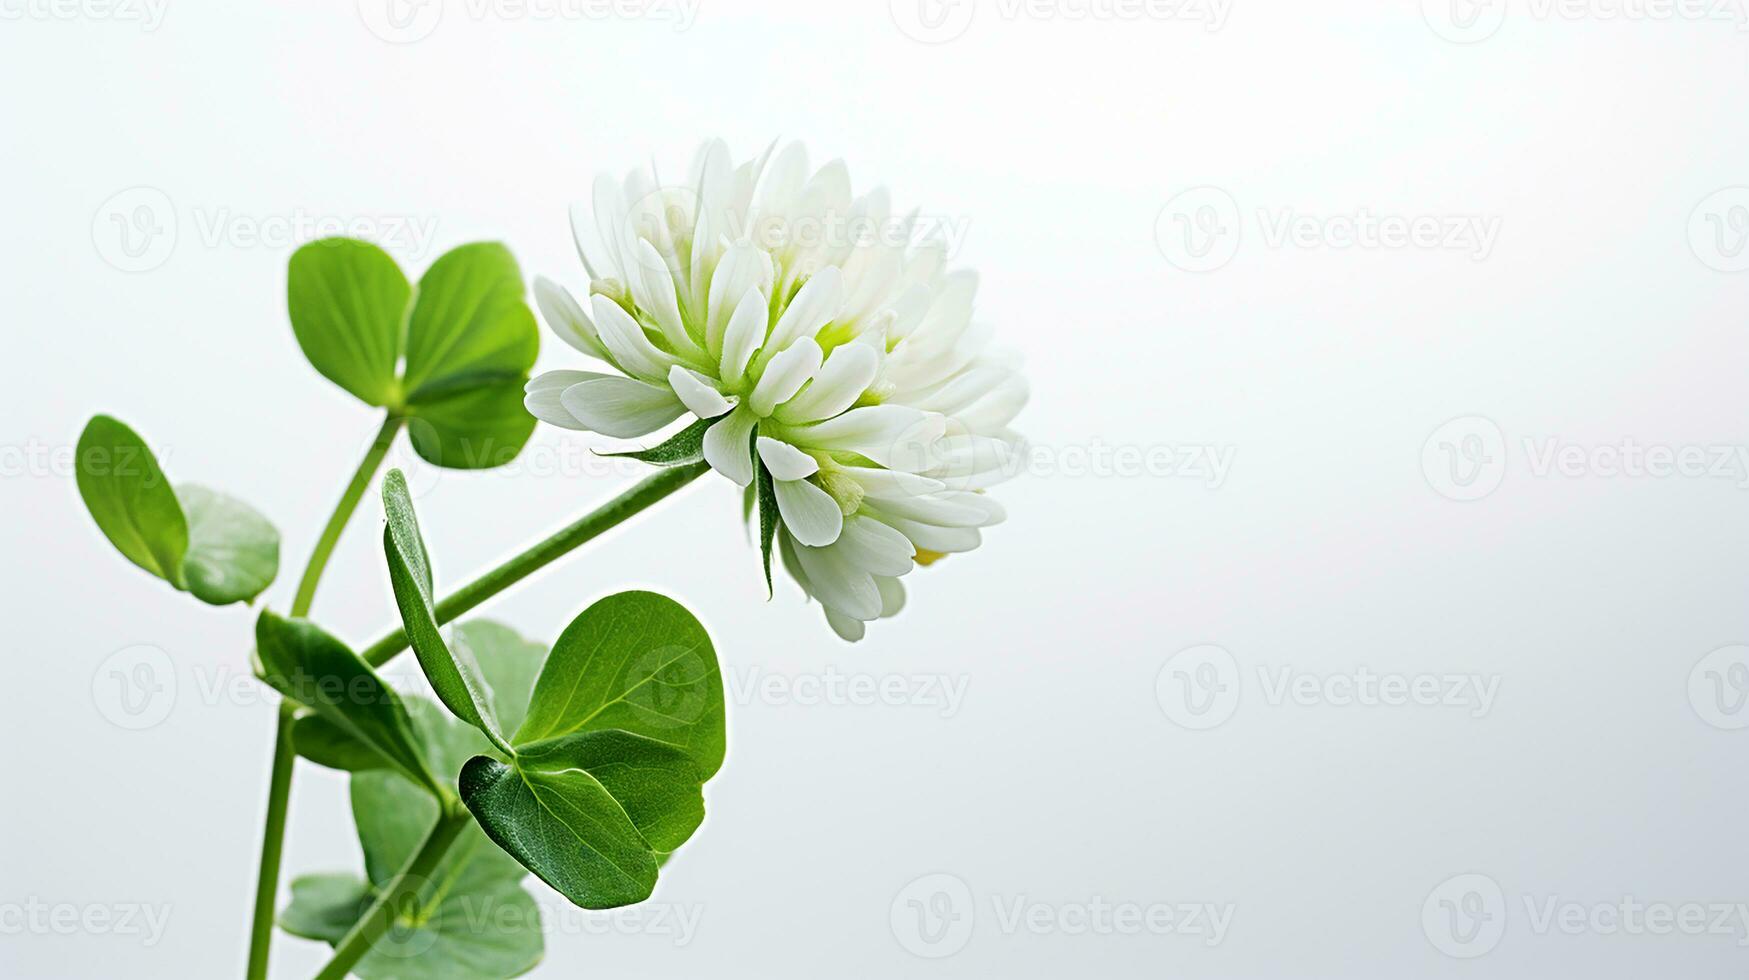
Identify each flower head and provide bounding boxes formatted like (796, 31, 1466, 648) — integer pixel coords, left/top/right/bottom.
(527, 140, 1027, 640)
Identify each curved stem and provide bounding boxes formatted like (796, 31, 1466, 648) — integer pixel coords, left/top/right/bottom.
(312, 805, 472, 980)
(292, 416, 404, 616)
(361, 461, 708, 667)
(246, 414, 402, 980)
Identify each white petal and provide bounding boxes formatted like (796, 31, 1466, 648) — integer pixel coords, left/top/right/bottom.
(824, 608, 866, 642)
(704, 244, 770, 356)
(756, 266, 842, 370)
(589, 295, 675, 382)
(533, 276, 608, 361)
(863, 490, 1002, 528)
(748, 337, 822, 417)
(912, 365, 1011, 415)
(836, 516, 916, 577)
(524, 370, 604, 430)
(791, 538, 882, 620)
(875, 576, 906, 617)
(838, 465, 947, 500)
(667, 365, 732, 419)
(790, 406, 944, 470)
(702, 405, 759, 486)
(773, 342, 879, 424)
(559, 377, 685, 438)
(774, 477, 844, 547)
(954, 376, 1029, 431)
(631, 238, 697, 356)
(877, 516, 982, 554)
(757, 437, 818, 480)
(718, 288, 768, 383)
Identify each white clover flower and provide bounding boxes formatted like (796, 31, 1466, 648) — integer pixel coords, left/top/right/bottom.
(527, 140, 1027, 640)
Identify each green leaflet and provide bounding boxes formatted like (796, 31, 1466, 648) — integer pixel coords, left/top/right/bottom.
(286, 239, 540, 471)
(600, 417, 714, 466)
(458, 755, 659, 911)
(254, 610, 441, 797)
(513, 591, 726, 778)
(383, 471, 511, 752)
(288, 714, 390, 774)
(285, 238, 408, 407)
(74, 415, 279, 605)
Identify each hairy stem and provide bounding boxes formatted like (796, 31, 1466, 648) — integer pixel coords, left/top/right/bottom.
(311, 805, 472, 980)
(360, 461, 709, 667)
(245, 414, 402, 980)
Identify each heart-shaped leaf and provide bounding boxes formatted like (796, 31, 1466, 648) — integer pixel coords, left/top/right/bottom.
(383, 470, 510, 752)
(75, 415, 278, 605)
(513, 591, 725, 778)
(285, 239, 541, 471)
(282, 703, 543, 980)
(514, 730, 705, 853)
(254, 610, 442, 797)
(459, 754, 659, 910)
(286, 238, 409, 407)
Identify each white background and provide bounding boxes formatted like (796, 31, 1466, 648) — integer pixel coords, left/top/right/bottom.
(4, 1, 1749, 977)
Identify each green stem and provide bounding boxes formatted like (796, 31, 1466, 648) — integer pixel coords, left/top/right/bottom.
(361, 461, 708, 667)
(312, 805, 472, 980)
(245, 414, 403, 980)
(292, 416, 404, 615)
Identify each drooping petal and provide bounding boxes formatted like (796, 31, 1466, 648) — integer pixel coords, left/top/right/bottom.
(773, 477, 844, 547)
(875, 515, 983, 554)
(824, 608, 866, 642)
(875, 575, 907, 617)
(773, 342, 879, 424)
(559, 376, 685, 438)
(748, 337, 822, 417)
(667, 365, 732, 419)
(953, 375, 1030, 431)
(791, 538, 882, 620)
(589, 294, 675, 382)
(533, 276, 609, 362)
(701, 404, 759, 486)
(836, 516, 916, 577)
(757, 437, 818, 480)
(837, 465, 946, 500)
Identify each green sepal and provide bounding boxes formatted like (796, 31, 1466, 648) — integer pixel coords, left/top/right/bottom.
(599, 417, 713, 467)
